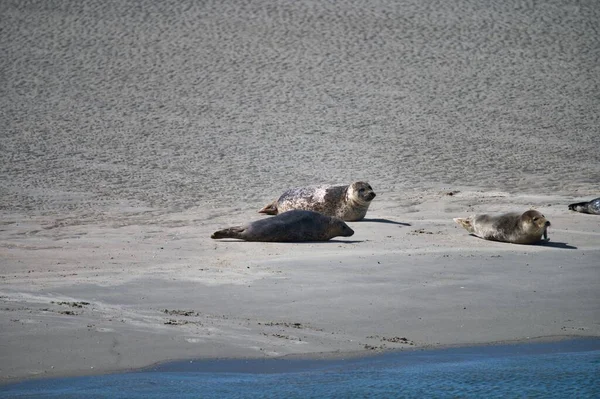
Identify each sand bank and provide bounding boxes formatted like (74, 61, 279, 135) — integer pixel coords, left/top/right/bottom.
(1, 191, 599, 382)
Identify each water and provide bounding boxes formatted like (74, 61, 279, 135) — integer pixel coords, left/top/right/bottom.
(3, 338, 599, 398)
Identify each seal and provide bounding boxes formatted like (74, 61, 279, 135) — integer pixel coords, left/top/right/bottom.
(568, 197, 600, 215)
(453, 210, 550, 244)
(211, 210, 355, 242)
(258, 181, 376, 221)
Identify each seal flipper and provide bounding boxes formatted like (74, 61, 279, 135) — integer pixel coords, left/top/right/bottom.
(258, 201, 278, 215)
(211, 227, 245, 240)
(453, 217, 474, 233)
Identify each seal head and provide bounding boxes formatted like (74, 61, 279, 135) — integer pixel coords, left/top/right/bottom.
(519, 210, 551, 242)
(346, 181, 377, 208)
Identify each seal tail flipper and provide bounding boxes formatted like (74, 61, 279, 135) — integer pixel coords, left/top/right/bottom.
(453, 217, 474, 233)
(211, 227, 245, 239)
(258, 201, 278, 215)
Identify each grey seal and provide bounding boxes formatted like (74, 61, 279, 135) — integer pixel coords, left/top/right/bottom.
(211, 210, 354, 242)
(259, 182, 376, 221)
(453, 210, 550, 244)
(568, 198, 600, 215)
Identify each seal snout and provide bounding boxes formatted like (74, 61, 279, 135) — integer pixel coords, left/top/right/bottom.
(545, 221, 551, 227)
(367, 192, 376, 201)
(342, 224, 355, 237)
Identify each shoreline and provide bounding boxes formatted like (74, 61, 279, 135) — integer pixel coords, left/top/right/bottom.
(2, 335, 599, 386)
(143, 335, 600, 374)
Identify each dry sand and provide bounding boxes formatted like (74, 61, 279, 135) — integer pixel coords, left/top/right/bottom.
(1, 0, 599, 383)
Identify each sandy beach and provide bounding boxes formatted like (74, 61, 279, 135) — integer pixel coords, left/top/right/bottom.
(1, 0, 599, 383)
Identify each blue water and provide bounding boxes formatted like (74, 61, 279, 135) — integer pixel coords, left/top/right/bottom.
(3, 339, 599, 398)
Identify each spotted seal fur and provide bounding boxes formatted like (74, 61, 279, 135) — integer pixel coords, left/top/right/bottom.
(259, 182, 376, 221)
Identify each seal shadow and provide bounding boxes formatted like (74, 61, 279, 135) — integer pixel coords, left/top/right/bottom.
(361, 218, 411, 226)
(212, 239, 364, 244)
(276, 239, 364, 244)
(467, 235, 577, 249)
(536, 241, 578, 249)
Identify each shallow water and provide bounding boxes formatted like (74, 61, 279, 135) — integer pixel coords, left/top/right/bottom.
(3, 338, 599, 398)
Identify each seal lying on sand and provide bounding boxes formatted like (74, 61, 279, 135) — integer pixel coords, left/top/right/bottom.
(453, 210, 550, 244)
(211, 210, 354, 242)
(259, 182, 376, 221)
(568, 198, 600, 215)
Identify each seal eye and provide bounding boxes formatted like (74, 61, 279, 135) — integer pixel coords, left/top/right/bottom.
(359, 188, 365, 193)
(532, 217, 538, 222)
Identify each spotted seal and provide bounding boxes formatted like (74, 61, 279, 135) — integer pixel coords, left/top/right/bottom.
(453, 210, 550, 244)
(211, 210, 354, 242)
(568, 197, 600, 215)
(258, 182, 376, 221)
